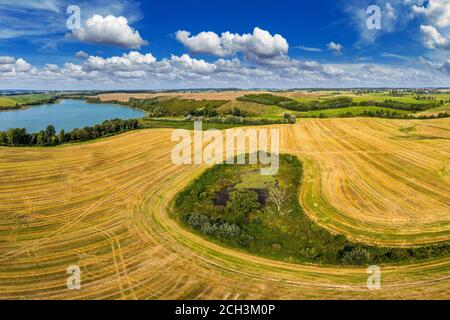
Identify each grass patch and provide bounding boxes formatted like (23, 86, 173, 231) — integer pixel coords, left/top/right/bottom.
(0, 94, 56, 110)
(217, 101, 286, 119)
(399, 125, 418, 133)
(415, 104, 450, 117)
(154, 98, 228, 115)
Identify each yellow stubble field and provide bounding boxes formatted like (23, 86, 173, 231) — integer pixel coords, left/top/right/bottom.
(0, 118, 449, 299)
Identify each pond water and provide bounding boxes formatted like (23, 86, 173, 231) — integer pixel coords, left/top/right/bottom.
(0, 99, 145, 133)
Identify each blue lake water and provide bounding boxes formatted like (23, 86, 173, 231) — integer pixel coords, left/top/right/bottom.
(0, 99, 145, 133)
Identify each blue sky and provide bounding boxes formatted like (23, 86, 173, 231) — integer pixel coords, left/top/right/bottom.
(1, 0, 450, 89)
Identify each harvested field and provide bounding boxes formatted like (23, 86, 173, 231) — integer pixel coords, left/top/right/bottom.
(97, 91, 268, 102)
(0, 118, 449, 299)
(96, 91, 323, 102)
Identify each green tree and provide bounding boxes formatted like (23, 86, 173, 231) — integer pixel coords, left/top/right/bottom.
(58, 129, 65, 143)
(36, 131, 46, 146)
(0, 131, 6, 145)
(218, 223, 241, 239)
(341, 247, 371, 265)
(45, 125, 56, 138)
(227, 189, 260, 218)
(152, 106, 167, 117)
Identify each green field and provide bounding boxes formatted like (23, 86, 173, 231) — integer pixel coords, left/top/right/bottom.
(348, 93, 429, 103)
(0, 94, 55, 109)
(297, 106, 412, 118)
(217, 101, 287, 119)
(236, 92, 442, 115)
(89, 91, 450, 123)
(135, 93, 447, 121)
(416, 104, 450, 116)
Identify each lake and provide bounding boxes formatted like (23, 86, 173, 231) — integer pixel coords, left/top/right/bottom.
(0, 99, 145, 133)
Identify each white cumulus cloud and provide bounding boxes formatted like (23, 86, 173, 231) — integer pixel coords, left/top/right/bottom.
(420, 56, 450, 75)
(0, 52, 448, 90)
(0, 56, 33, 74)
(413, 0, 450, 28)
(176, 27, 289, 64)
(420, 25, 450, 49)
(0, 56, 16, 64)
(327, 42, 344, 54)
(75, 50, 89, 59)
(69, 15, 147, 49)
(176, 31, 226, 56)
(169, 54, 217, 75)
(83, 51, 156, 72)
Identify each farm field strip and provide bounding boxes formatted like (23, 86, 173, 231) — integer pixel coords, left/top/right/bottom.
(0, 118, 449, 299)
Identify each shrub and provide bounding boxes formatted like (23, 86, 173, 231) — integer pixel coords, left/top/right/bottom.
(218, 223, 241, 239)
(187, 214, 210, 230)
(200, 221, 219, 236)
(227, 190, 260, 216)
(341, 247, 371, 265)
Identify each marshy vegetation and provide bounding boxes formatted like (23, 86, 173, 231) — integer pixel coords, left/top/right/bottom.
(173, 154, 449, 266)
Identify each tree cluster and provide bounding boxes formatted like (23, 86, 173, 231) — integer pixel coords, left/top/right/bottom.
(0, 118, 139, 147)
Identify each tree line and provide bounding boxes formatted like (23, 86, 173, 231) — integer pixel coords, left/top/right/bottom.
(87, 97, 229, 117)
(357, 99, 443, 111)
(308, 110, 450, 119)
(0, 118, 139, 147)
(238, 93, 442, 112)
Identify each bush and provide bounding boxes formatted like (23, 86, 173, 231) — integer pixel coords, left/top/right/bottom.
(200, 222, 219, 237)
(151, 106, 168, 117)
(284, 113, 297, 123)
(218, 223, 241, 239)
(186, 214, 242, 240)
(227, 190, 260, 216)
(187, 214, 210, 229)
(341, 247, 371, 265)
